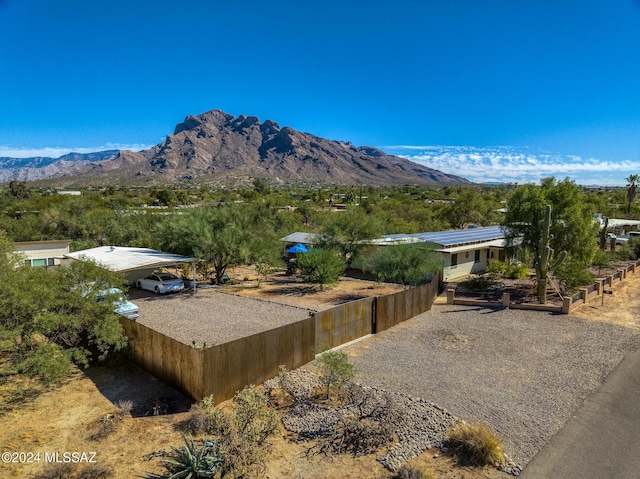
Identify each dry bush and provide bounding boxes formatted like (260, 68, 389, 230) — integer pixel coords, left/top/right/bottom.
(397, 461, 438, 479)
(30, 463, 75, 479)
(177, 387, 280, 478)
(114, 399, 133, 419)
(89, 400, 132, 441)
(31, 463, 114, 479)
(177, 395, 221, 435)
(311, 384, 405, 457)
(446, 421, 504, 467)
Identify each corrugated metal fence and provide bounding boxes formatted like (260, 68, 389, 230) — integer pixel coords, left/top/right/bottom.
(120, 272, 440, 403)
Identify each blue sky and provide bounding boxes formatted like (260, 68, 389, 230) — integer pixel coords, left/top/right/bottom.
(1, 0, 639, 185)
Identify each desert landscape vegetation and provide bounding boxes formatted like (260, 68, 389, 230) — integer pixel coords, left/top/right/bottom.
(2, 160, 640, 478)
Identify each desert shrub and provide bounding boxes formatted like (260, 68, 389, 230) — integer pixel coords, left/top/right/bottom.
(316, 350, 355, 400)
(30, 463, 75, 479)
(296, 248, 345, 289)
(196, 387, 281, 478)
(311, 384, 405, 457)
(591, 249, 613, 275)
(553, 260, 595, 295)
(369, 243, 442, 287)
(462, 275, 491, 292)
(486, 261, 508, 279)
(75, 464, 114, 479)
(254, 261, 275, 286)
(90, 400, 132, 441)
(31, 463, 114, 479)
(114, 399, 133, 419)
(446, 421, 504, 467)
(164, 434, 223, 479)
(506, 262, 529, 279)
(178, 395, 220, 435)
(397, 461, 438, 479)
(616, 237, 640, 260)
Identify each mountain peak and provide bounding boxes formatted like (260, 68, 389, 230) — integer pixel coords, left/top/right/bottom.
(44, 109, 471, 186)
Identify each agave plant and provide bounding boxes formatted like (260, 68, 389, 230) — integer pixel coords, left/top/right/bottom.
(165, 433, 223, 479)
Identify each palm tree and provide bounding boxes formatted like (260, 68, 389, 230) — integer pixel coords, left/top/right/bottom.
(626, 174, 639, 214)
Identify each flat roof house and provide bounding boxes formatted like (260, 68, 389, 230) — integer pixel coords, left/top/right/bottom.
(383, 226, 509, 281)
(14, 239, 73, 268)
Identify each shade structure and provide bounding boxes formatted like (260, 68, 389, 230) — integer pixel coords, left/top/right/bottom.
(287, 243, 309, 253)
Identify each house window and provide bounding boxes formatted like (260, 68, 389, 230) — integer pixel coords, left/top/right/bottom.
(451, 253, 458, 267)
(474, 250, 480, 263)
(27, 258, 55, 267)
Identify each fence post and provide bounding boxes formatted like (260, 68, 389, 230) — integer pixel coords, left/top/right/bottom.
(622, 268, 627, 279)
(501, 292, 510, 308)
(597, 280, 603, 296)
(579, 288, 588, 304)
(562, 297, 572, 314)
(447, 287, 455, 304)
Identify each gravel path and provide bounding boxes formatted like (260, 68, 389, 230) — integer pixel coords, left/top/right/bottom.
(339, 304, 640, 466)
(133, 288, 311, 346)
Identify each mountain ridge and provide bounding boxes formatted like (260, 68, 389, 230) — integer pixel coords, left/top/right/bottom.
(3, 110, 470, 186)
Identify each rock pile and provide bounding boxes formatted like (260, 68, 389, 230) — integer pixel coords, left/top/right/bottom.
(264, 368, 522, 475)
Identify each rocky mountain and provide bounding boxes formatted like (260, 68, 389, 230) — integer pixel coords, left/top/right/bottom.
(0, 150, 120, 182)
(9, 110, 470, 186)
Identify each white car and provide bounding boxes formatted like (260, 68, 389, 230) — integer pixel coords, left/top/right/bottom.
(97, 288, 139, 320)
(136, 273, 185, 294)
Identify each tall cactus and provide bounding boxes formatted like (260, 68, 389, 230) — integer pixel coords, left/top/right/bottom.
(535, 205, 567, 303)
(599, 216, 609, 251)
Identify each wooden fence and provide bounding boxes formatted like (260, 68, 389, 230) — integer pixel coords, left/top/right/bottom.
(447, 260, 640, 314)
(314, 297, 375, 351)
(120, 272, 441, 403)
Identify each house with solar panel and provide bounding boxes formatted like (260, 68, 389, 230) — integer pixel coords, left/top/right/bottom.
(281, 226, 512, 282)
(381, 225, 509, 281)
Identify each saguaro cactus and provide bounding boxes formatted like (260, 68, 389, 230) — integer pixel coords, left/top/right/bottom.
(535, 205, 567, 303)
(599, 216, 609, 251)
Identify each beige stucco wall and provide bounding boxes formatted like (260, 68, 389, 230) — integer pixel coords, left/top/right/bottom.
(14, 241, 71, 266)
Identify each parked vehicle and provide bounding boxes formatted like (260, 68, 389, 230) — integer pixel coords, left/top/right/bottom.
(80, 286, 139, 320)
(136, 272, 185, 294)
(614, 231, 640, 245)
(97, 288, 139, 320)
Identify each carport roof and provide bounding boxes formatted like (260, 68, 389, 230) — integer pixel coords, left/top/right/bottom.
(64, 246, 194, 273)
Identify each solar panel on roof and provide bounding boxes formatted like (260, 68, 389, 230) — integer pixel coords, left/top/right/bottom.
(384, 226, 504, 247)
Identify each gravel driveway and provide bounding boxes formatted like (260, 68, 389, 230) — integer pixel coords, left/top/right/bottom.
(340, 304, 640, 466)
(133, 288, 311, 346)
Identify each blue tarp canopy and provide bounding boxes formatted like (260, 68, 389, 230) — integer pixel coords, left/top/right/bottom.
(287, 243, 309, 253)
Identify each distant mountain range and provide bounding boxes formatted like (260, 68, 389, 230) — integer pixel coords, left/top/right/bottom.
(0, 150, 120, 183)
(1, 110, 470, 186)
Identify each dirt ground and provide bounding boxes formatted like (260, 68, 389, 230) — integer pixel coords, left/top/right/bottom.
(8, 266, 634, 479)
(222, 265, 405, 311)
(569, 270, 640, 330)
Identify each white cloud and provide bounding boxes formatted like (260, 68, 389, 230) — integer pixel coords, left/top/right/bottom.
(381, 145, 640, 186)
(0, 143, 152, 159)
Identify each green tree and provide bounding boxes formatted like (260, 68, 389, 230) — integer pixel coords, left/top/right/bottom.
(438, 187, 490, 229)
(368, 243, 443, 287)
(0, 236, 127, 382)
(320, 206, 382, 266)
(296, 249, 345, 289)
(316, 350, 354, 400)
(8, 180, 30, 199)
(156, 205, 280, 285)
(502, 177, 599, 266)
(626, 174, 639, 214)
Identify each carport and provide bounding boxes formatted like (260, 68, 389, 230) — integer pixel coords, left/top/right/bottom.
(63, 246, 196, 288)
